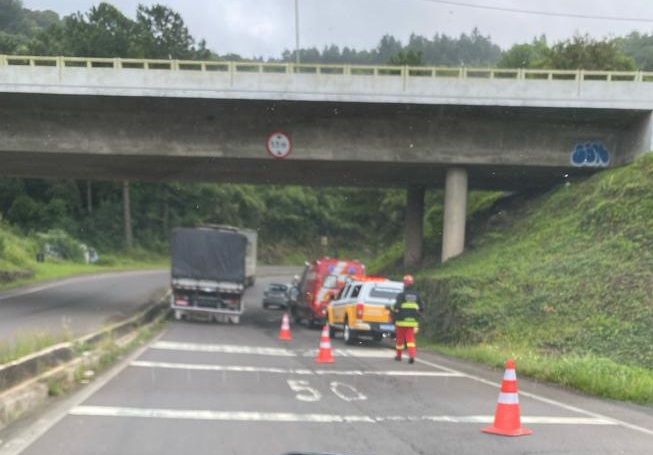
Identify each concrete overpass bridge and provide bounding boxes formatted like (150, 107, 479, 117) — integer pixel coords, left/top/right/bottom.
(1, 55, 652, 265)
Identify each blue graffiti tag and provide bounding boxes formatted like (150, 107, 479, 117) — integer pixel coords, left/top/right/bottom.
(571, 142, 610, 167)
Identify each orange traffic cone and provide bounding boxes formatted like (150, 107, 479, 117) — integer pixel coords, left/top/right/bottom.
(483, 359, 533, 437)
(278, 313, 292, 341)
(315, 325, 335, 364)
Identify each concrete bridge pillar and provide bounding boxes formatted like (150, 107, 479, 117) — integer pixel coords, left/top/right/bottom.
(404, 186, 425, 269)
(441, 167, 468, 262)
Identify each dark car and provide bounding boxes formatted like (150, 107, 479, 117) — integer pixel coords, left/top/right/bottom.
(262, 283, 290, 309)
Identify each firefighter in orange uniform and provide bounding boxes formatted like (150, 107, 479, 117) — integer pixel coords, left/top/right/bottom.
(392, 275, 424, 364)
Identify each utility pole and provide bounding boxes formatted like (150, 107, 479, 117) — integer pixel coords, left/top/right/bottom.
(294, 0, 300, 64)
(122, 180, 133, 249)
(86, 181, 92, 214)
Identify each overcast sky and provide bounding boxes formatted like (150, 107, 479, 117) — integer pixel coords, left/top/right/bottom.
(23, 0, 653, 58)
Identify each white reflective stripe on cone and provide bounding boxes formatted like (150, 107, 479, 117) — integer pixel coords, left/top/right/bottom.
(497, 392, 519, 404)
(319, 342, 331, 349)
(503, 369, 517, 380)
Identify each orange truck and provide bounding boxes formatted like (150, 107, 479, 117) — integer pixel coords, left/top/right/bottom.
(327, 276, 404, 344)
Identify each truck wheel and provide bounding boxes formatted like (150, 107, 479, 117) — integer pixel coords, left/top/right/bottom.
(263, 302, 269, 309)
(329, 324, 337, 339)
(372, 333, 383, 343)
(230, 316, 240, 324)
(343, 319, 357, 345)
(174, 310, 183, 321)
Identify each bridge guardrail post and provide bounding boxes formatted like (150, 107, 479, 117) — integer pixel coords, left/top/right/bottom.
(636, 71, 643, 82)
(402, 65, 408, 91)
(0, 55, 6, 66)
(229, 61, 234, 86)
(57, 56, 63, 81)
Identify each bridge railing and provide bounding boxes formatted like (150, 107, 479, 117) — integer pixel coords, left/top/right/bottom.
(2, 55, 653, 83)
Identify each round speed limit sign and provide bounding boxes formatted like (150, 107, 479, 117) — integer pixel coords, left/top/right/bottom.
(266, 131, 292, 159)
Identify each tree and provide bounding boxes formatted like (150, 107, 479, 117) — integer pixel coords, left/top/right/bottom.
(29, 2, 136, 57)
(0, 0, 23, 33)
(617, 32, 653, 70)
(388, 49, 423, 66)
(498, 36, 549, 68)
(544, 35, 635, 70)
(134, 4, 197, 59)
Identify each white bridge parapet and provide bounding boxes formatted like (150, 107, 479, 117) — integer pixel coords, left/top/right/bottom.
(1, 55, 653, 109)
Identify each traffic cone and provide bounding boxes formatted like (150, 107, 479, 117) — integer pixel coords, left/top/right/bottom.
(315, 325, 335, 364)
(483, 359, 532, 437)
(278, 313, 292, 341)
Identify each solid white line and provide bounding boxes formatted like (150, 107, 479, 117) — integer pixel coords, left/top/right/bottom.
(68, 406, 618, 426)
(130, 360, 462, 377)
(150, 342, 405, 360)
(414, 357, 653, 436)
(150, 341, 296, 357)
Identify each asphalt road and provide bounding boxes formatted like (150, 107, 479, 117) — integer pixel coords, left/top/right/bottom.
(0, 270, 169, 344)
(2, 272, 652, 455)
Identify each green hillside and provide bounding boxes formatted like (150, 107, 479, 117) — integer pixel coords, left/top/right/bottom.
(0, 223, 166, 290)
(415, 154, 653, 403)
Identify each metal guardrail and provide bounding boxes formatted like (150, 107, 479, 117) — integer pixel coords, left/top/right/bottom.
(2, 54, 653, 82)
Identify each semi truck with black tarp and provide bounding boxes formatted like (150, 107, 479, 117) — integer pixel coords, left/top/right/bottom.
(170, 226, 247, 324)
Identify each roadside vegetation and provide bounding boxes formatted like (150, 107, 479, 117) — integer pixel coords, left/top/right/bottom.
(407, 155, 653, 404)
(0, 221, 166, 292)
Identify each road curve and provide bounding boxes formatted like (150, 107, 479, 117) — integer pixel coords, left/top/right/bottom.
(0, 270, 169, 345)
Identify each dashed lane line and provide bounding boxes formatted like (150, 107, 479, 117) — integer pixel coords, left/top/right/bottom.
(130, 360, 464, 377)
(68, 406, 617, 426)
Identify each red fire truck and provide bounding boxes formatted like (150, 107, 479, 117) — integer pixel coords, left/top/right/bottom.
(290, 257, 365, 327)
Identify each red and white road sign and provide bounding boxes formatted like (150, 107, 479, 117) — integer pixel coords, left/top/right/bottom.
(266, 131, 292, 159)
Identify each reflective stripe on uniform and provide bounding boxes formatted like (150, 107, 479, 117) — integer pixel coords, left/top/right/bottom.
(395, 344, 405, 350)
(400, 303, 420, 310)
(395, 321, 418, 327)
(406, 342, 416, 348)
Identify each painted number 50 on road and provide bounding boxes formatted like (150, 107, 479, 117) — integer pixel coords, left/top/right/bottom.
(286, 379, 367, 402)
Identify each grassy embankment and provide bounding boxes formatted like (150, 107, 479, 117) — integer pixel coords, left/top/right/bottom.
(372, 155, 653, 404)
(0, 223, 168, 292)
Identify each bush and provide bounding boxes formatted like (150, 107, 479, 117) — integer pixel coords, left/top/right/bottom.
(34, 229, 85, 262)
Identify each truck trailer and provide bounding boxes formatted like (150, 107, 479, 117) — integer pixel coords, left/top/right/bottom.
(170, 226, 247, 324)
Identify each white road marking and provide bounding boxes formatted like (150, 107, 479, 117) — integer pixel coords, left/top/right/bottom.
(414, 357, 653, 437)
(150, 341, 296, 357)
(130, 360, 462, 377)
(330, 382, 367, 402)
(68, 406, 618, 426)
(152, 342, 410, 361)
(286, 379, 322, 402)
